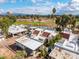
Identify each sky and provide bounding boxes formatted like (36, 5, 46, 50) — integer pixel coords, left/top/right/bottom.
(0, 0, 79, 15)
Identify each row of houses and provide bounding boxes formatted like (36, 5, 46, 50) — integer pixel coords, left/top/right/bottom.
(0, 24, 79, 59)
(15, 26, 58, 57)
(49, 29, 79, 59)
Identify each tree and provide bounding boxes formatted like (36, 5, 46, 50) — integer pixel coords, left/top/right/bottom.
(50, 8, 56, 28)
(0, 56, 5, 59)
(7, 11, 13, 16)
(13, 51, 27, 59)
(51, 8, 56, 18)
(0, 17, 16, 38)
(39, 47, 48, 59)
(52, 8, 56, 15)
(47, 34, 62, 47)
(8, 15, 16, 24)
(69, 15, 76, 30)
(55, 14, 71, 30)
(55, 16, 61, 27)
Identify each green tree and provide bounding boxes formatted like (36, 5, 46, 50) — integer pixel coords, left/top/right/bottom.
(39, 47, 48, 58)
(0, 17, 16, 38)
(55, 16, 61, 27)
(47, 34, 62, 47)
(0, 56, 5, 59)
(69, 15, 76, 30)
(13, 51, 27, 59)
(51, 7, 56, 18)
(52, 8, 56, 16)
(55, 14, 72, 30)
(8, 15, 16, 24)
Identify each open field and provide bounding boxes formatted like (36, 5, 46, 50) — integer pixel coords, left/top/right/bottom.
(76, 21, 79, 25)
(76, 19, 79, 25)
(14, 19, 56, 28)
(14, 21, 47, 25)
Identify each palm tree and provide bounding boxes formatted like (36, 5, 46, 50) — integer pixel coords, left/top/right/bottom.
(50, 8, 56, 28)
(51, 7, 56, 19)
(7, 11, 13, 16)
(52, 8, 56, 16)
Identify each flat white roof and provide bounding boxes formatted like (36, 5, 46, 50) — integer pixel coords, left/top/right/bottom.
(30, 27, 37, 29)
(8, 25, 27, 34)
(44, 30, 58, 36)
(16, 37, 43, 50)
(35, 28, 44, 31)
(55, 34, 79, 54)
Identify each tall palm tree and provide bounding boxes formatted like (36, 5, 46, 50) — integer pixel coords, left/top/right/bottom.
(52, 8, 56, 15)
(50, 8, 56, 18)
(50, 8, 56, 28)
(7, 10, 13, 16)
(51, 7, 56, 18)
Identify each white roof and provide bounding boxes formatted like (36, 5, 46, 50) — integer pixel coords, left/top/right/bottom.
(8, 25, 27, 34)
(30, 27, 37, 29)
(55, 33, 79, 54)
(63, 34, 78, 51)
(16, 37, 43, 50)
(63, 42, 76, 50)
(62, 30, 72, 34)
(44, 30, 58, 36)
(35, 28, 44, 31)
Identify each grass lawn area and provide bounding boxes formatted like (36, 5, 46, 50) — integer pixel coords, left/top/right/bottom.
(76, 22, 79, 25)
(76, 19, 79, 25)
(14, 21, 48, 26)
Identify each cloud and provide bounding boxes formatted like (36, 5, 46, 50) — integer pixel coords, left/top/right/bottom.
(0, 9, 4, 14)
(11, 0, 16, 3)
(0, 0, 6, 3)
(12, 6, 53, 15)
(31, 0, 36, 3)
(0, 0, 17, 3)
(31, 0, 52, 7)
(32, 0, 44, 3)
(9, 0, 53, 15)
(56, 0, 79, 15)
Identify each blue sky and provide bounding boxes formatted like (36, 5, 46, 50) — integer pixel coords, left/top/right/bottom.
(0, 0, 79, 15)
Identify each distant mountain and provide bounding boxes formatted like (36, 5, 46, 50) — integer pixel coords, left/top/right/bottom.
(0, 12, 51, 16)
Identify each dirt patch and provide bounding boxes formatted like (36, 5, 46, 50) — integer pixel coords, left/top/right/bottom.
(0, 37, 16, 59)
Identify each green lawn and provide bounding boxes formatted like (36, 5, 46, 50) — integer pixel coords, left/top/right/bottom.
(76, 22, 79, 25)
(14, 21, 47, 26)
(76, 19, 79, 25)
